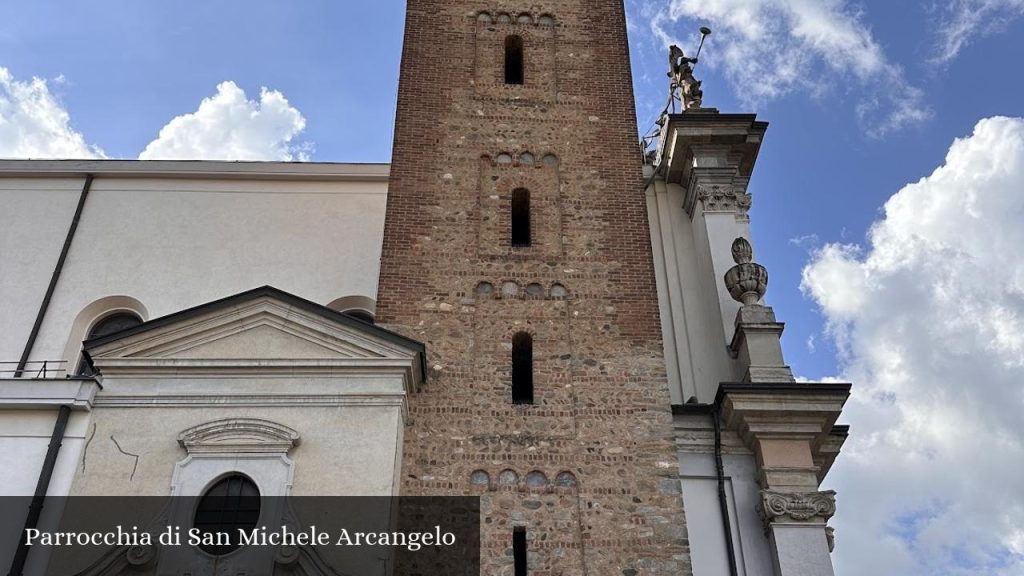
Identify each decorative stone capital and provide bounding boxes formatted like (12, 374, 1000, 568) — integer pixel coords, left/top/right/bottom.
(759, 489, 836, 526)
(696, 184, 753, 214)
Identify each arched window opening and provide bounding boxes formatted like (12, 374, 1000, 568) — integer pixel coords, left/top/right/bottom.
(342, 309, 375, 324)
(511, 188, 531, 247)
(512, 332, 533, 405)
(513, 527, 528, 576)
(77, 312, 143, 375)
(505, 35, 524, 85)
(193, 474, 261, 556)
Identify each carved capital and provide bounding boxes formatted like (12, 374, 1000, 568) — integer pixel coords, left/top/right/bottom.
(696, 184, 752, 214)
(759, 489, 836, 526)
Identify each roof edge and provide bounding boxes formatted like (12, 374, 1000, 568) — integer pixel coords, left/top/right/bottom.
(83, 286, 426, 382)
(0, 159, 390, 181)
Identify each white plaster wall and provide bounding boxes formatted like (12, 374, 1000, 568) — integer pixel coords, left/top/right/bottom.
(679, 451, 774, 576)
(0, 162, 390, 503)
(647, 179, 742, 403)
(71, 402, 404, 497)
(0, 409, 90, 496)
(0, 166, 388, 365)
(0, 179, 82, 367)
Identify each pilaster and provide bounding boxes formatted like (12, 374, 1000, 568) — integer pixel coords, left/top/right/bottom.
(659, 111, 768, 343)
(717, 382, 850, 576)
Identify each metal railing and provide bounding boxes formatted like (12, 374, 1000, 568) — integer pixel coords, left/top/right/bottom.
(0, 360, 70, 379)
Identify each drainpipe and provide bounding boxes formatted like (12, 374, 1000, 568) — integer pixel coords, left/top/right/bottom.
(677, 401, 740, 576)
(14, 174, 94, 377)
(7, 405, 71, 576)
(712, 408, 740, 576)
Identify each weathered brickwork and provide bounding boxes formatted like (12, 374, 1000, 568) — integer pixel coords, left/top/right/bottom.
(377, 1, 690, 574)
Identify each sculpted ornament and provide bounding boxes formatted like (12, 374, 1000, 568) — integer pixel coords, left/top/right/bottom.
(759, 489, 837, 527)
(125, 543, 158, 567)
(696, 184, 752, 214)
(724, 238, 769, 305)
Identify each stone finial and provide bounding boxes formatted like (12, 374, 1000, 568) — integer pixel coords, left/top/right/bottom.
(724, 237, 768, 305)
(732, 236, 753, 264)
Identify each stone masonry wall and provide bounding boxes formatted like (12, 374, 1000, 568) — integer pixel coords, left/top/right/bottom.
(377, 2, 691, 574)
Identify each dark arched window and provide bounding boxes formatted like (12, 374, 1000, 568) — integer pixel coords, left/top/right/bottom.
(343, 309, 375, 324)
(77, 312, 143, 375)
(511, 188, 531, 247)
(505, 35, 524, 85)
(512, 332, 533, 405)
(193, 475, 261, 556)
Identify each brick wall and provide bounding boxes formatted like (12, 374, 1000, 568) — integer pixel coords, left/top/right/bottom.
(377, 2, 690, 573)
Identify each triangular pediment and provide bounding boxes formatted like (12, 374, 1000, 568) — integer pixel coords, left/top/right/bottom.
(83, 287, 425, 386)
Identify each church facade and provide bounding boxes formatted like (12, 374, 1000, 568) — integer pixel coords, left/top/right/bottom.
(0, 2, 849, 575)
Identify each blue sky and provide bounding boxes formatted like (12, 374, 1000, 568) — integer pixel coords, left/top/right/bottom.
(3, 1, 1024, 574)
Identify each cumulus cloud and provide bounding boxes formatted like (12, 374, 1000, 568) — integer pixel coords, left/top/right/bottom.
(0, 67, 105, 159)
(932, 0, 1024, 64)
(643, 0, 929, 136)
(802, 116, 1024, 575)
(139, 81, 310, 161)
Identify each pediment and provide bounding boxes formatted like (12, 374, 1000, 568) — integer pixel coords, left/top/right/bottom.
(83, 287, 425, 387)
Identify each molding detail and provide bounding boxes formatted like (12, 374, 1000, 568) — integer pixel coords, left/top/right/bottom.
(696, 184, 752, 214)
(759, 489, 836, 526)
(177, 418, 300, 455)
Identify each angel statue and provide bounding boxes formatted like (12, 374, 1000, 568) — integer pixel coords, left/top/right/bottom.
(668, 44, 704, 110)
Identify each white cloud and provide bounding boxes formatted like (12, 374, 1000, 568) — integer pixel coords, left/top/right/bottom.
(139, 81, 310, 161)
(0, 67, 105, 159)
(932, 0, 1024, 64)
(802, 116, 1024, 575)
(645, 0, 929, 136)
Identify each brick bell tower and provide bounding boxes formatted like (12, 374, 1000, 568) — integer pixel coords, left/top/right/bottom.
(377, 2, 689, 574)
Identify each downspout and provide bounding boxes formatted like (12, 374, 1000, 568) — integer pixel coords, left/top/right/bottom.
(14, 174, 94, 377)
(7, 405, 71, 576)
(676, 401, 741, 576)
(712, 407, 740, 576)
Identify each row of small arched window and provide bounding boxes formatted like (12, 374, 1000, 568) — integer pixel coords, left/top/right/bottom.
(491, 151, 558, 166)
(477, 281, 568, 299)
(470, 468, 577, 489)
(478, 12, 556, 26)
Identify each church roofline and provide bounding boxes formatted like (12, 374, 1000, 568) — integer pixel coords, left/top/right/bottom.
(0, 159, 390, 181)
(82, 285, 427, 383)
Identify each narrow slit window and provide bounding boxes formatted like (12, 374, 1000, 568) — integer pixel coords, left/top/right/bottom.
(513, 527, 527, 576)
(505, 35, 524, 85)
(511, 188, 531, 247)
(512, 332, 533, 405)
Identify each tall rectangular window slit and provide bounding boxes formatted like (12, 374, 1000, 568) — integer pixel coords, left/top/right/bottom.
(513, 527, 527, 576)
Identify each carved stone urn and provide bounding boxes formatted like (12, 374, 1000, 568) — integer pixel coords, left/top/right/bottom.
(724, 237, 768, 305)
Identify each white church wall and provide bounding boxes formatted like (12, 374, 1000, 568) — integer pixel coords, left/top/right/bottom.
(0, 161, 389, 365)
(70, 402, 404, 497)
(0, 161, 390, 503)
(0, 409, 89, 497)
(0, 178, 83, 369)
(647, 178, 742, 404)
(676, 414, 774, 576)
